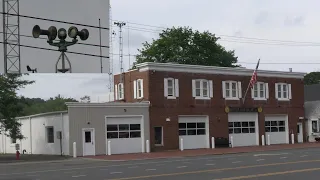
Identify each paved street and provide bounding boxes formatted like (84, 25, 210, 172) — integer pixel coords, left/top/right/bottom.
(1, 147, 320, 180)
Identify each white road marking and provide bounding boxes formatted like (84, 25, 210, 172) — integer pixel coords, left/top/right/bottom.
(128, 166, 138, 168)
(254, 153, 289, 157)
(280, 157, 287, 159)
(300, 155, 308, 157)
(206, 163, 215, 166)
(177, 166, 187, 168)
(156, 164, 165, 166)
(72, 175, 86, 178)
(100, 169, 108, 171)
(232, 161, 242, 164)
(256, 159, 265, 161)
(183, 161, 191, 164)
(110, 172, 122, 174)
(145, 169, 156, 171)
(26, 174, 38, 177)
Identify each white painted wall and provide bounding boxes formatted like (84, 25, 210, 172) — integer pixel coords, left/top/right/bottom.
(228, 113, 259, 147)
(0, 111, 69, 155)
(305, 101, 320, 142)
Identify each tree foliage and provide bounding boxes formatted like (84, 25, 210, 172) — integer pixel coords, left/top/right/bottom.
(0, 74, 34, 139)
(132, 26, 239, 68)
(304, 72, 320, 85)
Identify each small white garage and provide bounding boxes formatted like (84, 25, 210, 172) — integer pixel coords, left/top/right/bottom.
(265, 115, 289, 144)
(106, 116, 145, 154)
(228, 112, 259, 147)
(178, 116, 210, 149)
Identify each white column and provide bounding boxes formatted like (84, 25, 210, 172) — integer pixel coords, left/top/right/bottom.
(107, 140, 111, 155)
(261, 135, 265, 146)
(267, 135, 271, 145)
(230, 136, 234, 148)
(73, 142, 77, 158)
(211, 137, 215, 149)
(180, 138, 184, 151)
(291, 133, 294, 144)
(146, 140, 150, 153)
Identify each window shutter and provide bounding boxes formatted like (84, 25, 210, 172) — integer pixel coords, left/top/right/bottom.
(238, 81, 242, 98)
(175, 79, 179, 97)
(133, 80, 137, 99)
(209, 80, 213, 98)
(275, 83, 278, 99)
(140, 79, 144, 98)
(222, 81, 226, 98)
(192, 80, 196, 97)
(251, 87, 254, 98)
(164, 78, 168, 97)
(115, 84, 118, 100)
(288, 84, 292, 99)
(265, 83, 269, 99)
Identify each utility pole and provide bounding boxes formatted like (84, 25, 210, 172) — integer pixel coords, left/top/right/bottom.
(114, 21, 126, 83)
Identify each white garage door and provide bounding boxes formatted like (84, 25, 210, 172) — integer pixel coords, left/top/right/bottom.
(178, 116, 209, 149)
(265, 115, 288, 144)
(106, 117, 143, 154)
(228, 113, 259, 147)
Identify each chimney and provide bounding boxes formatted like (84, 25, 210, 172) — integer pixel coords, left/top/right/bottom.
(289, 68, 292, 72)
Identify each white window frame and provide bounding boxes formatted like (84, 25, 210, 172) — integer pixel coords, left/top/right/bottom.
(251, 82, 269, 100)
(192, 79, 213, 100)
(117, 83, 124, 100)
(133, 79, 144, 99)
(275, 83, 291, 101)
(222, 81, 242, 100)
(164, 78, 179, 99)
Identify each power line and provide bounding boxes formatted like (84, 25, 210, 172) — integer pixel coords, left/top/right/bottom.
(0, 41, 109, 59)
(0, 31, 110, 48)
(0, 12, 109, 30)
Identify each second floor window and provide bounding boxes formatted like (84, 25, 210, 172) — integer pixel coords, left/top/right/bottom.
(275, 83, 291, 100)
(164, 78, 179, 98)
(118, 83, 124, 100)
(222, 81, 242, 99)
(134, 79, 144, 99)
(192, 79, 213, 99)
(252, 82, 269, 100)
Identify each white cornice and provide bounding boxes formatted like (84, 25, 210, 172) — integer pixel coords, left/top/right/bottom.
(135, 62, 306, 79)
(66, 102, 150, 108)
(16, 111, 68, 120)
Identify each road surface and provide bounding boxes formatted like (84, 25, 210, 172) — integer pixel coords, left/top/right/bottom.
(1, 147, 320, 180)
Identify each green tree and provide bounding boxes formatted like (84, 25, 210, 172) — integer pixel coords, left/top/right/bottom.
(0, 74, 34, 140)
(132, 26, 239, 68)
(304, 72, 320, 85)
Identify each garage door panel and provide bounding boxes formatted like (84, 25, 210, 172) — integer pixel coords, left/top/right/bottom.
(265, 115, 288, 144)
(229, 134, 256, 147)
(180, 135, 206, 149)
(109, 138, 142, 154)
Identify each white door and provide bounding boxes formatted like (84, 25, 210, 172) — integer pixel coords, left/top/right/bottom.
(297, 123, 303, 143)
(83, 128, 95, 156)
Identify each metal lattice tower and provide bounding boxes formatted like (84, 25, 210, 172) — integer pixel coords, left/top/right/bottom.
(2, 0, 21, 73)
(108, 3, 114, 94)
(114, 21, 126, 83)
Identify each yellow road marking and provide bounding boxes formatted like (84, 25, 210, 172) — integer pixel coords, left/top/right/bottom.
(215, 167, 320, 180)
(106, 159, 320, 180)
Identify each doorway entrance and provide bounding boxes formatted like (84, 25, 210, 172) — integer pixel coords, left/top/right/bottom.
(297, 123, 303, 143)
(82, 128, 95, 156)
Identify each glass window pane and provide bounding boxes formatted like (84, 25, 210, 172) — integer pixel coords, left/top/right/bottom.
(168, 79, 173, 87)
(254, 90, 258, 97)
(249, 128, 255, 133)
(130, 124, 140, 131)
(249, 122, 255, 127)
(168, 88, 174, 96)
(228, 122, 234, 127)
(179, 130, 186, 135)
(119, 132, 129, 138)
(197, 129, 206, 135)
(130, 131, 141, 138)
(197, 123, 205, 128)
(203, 89, 208, 97)
(271, 127, 278, 132)
(234, 128, 241, 133)
(187, 123, 197, 128)
(196, 89, 201, 96)
(232, 90, 237, 97)
(242, 122, 249, 127)
(242, 128, 249, 133)
(107, 124, 118, 131)
(196, 81, 200, 88)
(107, 132, 118, 139)
(234, 122, 241, 127)
(179, 123, 186, 129)
(119, 124, 129, 131)
(229, 128, 233, 134)
(187, 129, 197, 135)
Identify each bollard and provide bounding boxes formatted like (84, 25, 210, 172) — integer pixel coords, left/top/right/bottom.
(267, 135, 270, 145)
(73, 142, 77, 158)
(146, 140, 150, 153)
(291, 133, 294, 144)
(180, 138, 184, 151)
(107, 140, 111, 155)
(16, 150, 20, 160)
(211, 137, 215, 149)
(262, 135, 265, 146)
(230, 136, 234, 148)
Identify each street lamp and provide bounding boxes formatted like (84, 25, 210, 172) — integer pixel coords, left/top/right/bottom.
(32, 25, 89, 73)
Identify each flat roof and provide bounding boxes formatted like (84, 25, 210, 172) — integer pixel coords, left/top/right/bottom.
(65, 101, 150, 108)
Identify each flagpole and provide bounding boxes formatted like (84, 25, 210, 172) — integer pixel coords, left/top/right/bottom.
(242, 59, 260, 104)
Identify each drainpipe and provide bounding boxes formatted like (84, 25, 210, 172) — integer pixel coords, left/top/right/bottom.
(29, 117, 32, 154)
(60, 112, 64, 156)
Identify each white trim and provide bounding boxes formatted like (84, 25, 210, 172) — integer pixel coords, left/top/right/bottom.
(133, 80, 137, 99)
(135, 62, 305, 79)
(105, 115, 145, 155)
(14, 111, 68, 119)
(252, 82, 267, 100)
(224, 81, 240, 100)
(117, 83, 124, 100)
(66, 102, 150, 108)
(275, 83, 290, 101)
(82, 128, 96, 156)
(193, 79, 210, 100)
(164, 78, 168, 97)
(175, 79, 179, 97)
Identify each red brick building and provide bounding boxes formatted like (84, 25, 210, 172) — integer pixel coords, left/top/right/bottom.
(114, 62, 305, 152)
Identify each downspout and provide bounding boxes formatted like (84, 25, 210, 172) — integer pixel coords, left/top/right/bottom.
(29, 117, 32, 154)
(61, 112, 64, 155)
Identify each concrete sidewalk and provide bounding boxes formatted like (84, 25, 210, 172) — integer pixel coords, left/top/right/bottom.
(85, 142, 320, 161)
(0, 154, 71, 163)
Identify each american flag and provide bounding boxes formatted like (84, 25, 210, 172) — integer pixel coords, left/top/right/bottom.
(249, 59, 260, 88)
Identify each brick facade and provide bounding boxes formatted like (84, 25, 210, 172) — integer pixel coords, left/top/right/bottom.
(114, 63, 305, 151)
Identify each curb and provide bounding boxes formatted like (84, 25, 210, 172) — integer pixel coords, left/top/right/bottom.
(0, 158, 76, 166)
(85, 145, 320, 162)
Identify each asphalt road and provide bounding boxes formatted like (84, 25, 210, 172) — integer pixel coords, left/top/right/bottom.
(1, 147, 320, 180)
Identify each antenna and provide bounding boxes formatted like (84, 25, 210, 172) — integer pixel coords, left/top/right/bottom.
(114, 21, 126, 83)
(108, 3, 115, 101)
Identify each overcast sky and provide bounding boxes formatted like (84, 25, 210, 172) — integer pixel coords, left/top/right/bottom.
(4, 0, 320, 101)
